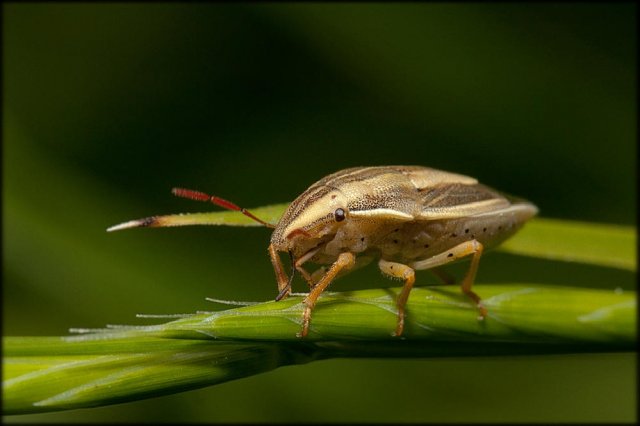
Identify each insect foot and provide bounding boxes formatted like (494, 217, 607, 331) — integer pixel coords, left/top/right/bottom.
(476, 303, 488, 321)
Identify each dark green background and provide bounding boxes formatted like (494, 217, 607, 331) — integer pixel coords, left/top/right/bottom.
(3, 3, 636, 423)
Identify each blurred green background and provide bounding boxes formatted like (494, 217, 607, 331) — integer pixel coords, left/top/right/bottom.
(3, 3, 636, 423)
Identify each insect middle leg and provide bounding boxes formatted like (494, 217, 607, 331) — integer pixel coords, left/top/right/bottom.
(411, 239, 488, 320)
(300, 251, 355, 338)
(378, 259, 415, 337)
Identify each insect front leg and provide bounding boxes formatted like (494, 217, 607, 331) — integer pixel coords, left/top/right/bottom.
(268, 244, 291, 299)
(378, 259, 415, 337)
(300, 251, 355, 338)
(411, 239, 488, 320)
(296, 264, 315, 289)
(294, 248, 320, 290)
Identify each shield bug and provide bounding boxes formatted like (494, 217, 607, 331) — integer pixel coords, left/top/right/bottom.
(108, 166, 537, 337)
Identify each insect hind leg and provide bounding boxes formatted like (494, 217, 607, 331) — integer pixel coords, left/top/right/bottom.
(410, 240, 488, 320)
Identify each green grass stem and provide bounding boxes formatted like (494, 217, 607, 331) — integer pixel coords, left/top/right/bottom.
(4, 214, 636, 414)
(3, 284, 635, 414)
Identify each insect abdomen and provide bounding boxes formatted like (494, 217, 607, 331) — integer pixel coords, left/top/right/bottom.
(379, 202, 537, 262)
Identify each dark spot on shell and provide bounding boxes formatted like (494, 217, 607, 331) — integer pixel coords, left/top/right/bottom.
(451, 233, 457, 238)
(424, 244, 430, 248)
(331, 194, 337, 199)
(393, 239, 399, 244)
(390, 266, 394, 269)
(498, 226, 502, 230)
(465, 229, 469, 234)
(483, 228, 487, 232)
(471, 234, 475, 239)
(360, 237, 365, 242)
(448, 253, 453, 258)
(394, 228, 399, 232)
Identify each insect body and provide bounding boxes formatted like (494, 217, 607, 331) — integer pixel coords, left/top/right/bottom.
(109, 166, 538, 338)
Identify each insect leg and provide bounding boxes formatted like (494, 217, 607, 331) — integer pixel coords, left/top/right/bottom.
(411, 240, 487, 320)
(268, 244, 290, 299)
(294, 248, 320, 289)
(296, 265, 315, 289)
(459, 242, 487, 319)
(378, 259, 416, 337)
(310, 266, 328, 286)
(308, 255, 374, 288)
(300, 252, 355, 338)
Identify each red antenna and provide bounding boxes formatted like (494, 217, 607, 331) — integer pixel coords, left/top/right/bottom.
(172, 188, 275, 229)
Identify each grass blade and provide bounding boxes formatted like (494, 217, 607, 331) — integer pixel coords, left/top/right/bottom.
(498, 218, 636, 271)
(124, 204, 636, 272)
(3, 284, 635, 414)
(3, 338, 315, 415)
(140, 284, 636, 343)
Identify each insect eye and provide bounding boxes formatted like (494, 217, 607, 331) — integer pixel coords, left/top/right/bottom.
(334, 208, 346, 222)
